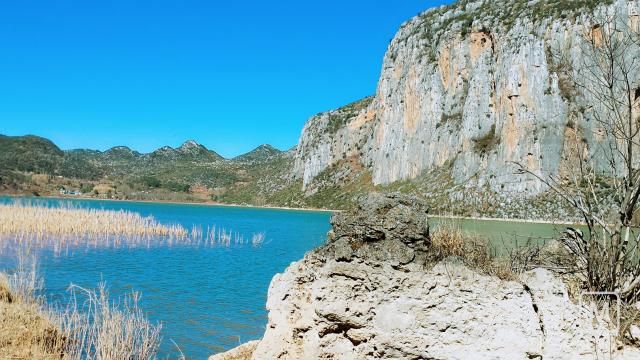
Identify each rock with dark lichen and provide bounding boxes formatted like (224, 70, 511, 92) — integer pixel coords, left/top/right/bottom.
(324, 193, 429, 267)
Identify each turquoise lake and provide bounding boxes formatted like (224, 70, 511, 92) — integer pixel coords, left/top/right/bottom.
(0, 197, 332, 359)
(0, 196, 572, 359)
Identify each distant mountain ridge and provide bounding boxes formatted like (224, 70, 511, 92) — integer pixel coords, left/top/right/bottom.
(0, 134, 296, 204)
(0, 135, 278, 163)
(234, 144, 282, 163)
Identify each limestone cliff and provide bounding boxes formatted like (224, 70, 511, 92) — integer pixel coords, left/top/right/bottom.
(294, 0, 640, 197)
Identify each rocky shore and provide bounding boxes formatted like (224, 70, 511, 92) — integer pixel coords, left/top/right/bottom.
(211, 194, 640, 359)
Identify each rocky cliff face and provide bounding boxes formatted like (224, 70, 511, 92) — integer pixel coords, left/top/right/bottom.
(294, 0, 640, 196)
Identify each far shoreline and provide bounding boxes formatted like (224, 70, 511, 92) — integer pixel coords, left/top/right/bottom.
(430, 214, 582, 226)
(0, 192, 581, 227)
(0, 193, 337, 213)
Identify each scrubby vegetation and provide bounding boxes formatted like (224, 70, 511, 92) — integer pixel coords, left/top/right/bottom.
(430, 223, 514, 280)
(0, 135, 64, 174)
(403, 0, 613, 43)
(0, 134, 295, 205)
(393, 0, 614, 62)
(437, 111, 463, 128)
(472, 124, 500, 154)
(325, 97, 374, 135)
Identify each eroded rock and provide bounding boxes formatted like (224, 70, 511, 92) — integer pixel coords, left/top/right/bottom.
(324, 192, 429, 268)
(247, 257, 639, 359)
(210, 194, 640, 359)
(208, 340, 259, 360)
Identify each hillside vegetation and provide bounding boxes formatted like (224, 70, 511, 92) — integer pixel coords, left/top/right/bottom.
(0, 134, 297, 205)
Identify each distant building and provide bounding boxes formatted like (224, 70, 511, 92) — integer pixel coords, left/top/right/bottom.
(59, 188, 82, 196)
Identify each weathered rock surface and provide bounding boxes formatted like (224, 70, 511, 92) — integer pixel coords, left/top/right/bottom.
(248, 258, 639, 359)
(293, 0, 640, 196)
(208, 341, 259, 360)
(324, 192, 430, 266)
(211, 194, 640, 359)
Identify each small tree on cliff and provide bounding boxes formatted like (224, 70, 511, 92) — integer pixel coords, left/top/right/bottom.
(515, 12, 640, 302)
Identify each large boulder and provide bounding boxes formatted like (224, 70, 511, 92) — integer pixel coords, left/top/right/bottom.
(243, 257, 639, 359)
(322, 193, 430, 267)
(210, 194, 640, 359)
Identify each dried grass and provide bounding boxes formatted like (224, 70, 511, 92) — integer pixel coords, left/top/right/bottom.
(0, 203, 268, 253)
(0, 202, 188, 241)
(0, 252, 162, 360)
(0, 253, 66, 359)
(430, 223, 514, 280)
(50, 283, 162, 360)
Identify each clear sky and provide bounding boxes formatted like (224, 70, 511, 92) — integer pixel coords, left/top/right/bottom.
(0, 0, 448, 158)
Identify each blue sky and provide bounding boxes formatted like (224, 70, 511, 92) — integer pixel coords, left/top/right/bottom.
(0, 0, 448, 158)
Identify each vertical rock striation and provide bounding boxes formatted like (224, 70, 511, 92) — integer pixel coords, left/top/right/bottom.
(293, 0, 640, 196)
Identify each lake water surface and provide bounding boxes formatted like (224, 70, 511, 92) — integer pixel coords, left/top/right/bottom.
(0, 197, 332, 359)
(0, 197, 571, 358)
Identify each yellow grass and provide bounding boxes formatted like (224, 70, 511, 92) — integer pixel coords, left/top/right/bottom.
(431, 223, 466, 257)
(0, 257, 66, 359)
(431, 223, 514, 280)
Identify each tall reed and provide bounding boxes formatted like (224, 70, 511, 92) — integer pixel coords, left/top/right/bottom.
(0, 203, 188, 240)
(0, 203, 268, 254)
(0, 252, 162, 359)
(0, 203, 190, 253)
(51, 284, 162, 360)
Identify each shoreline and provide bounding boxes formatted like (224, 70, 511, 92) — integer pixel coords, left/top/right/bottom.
(430, 214, 582, 226)
(0, 192, 582, 226)
(0, 193, 337, 213)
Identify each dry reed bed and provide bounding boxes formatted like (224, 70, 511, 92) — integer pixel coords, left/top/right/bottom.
(0, 203, 188, 240)
(0, 203, 267, 253)
(0, 203, 188, 252)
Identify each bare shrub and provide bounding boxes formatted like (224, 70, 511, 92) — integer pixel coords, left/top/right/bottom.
(506, 240, 542, 275)
(52, 283, 162, 360)
(515, 12, 640, 303)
